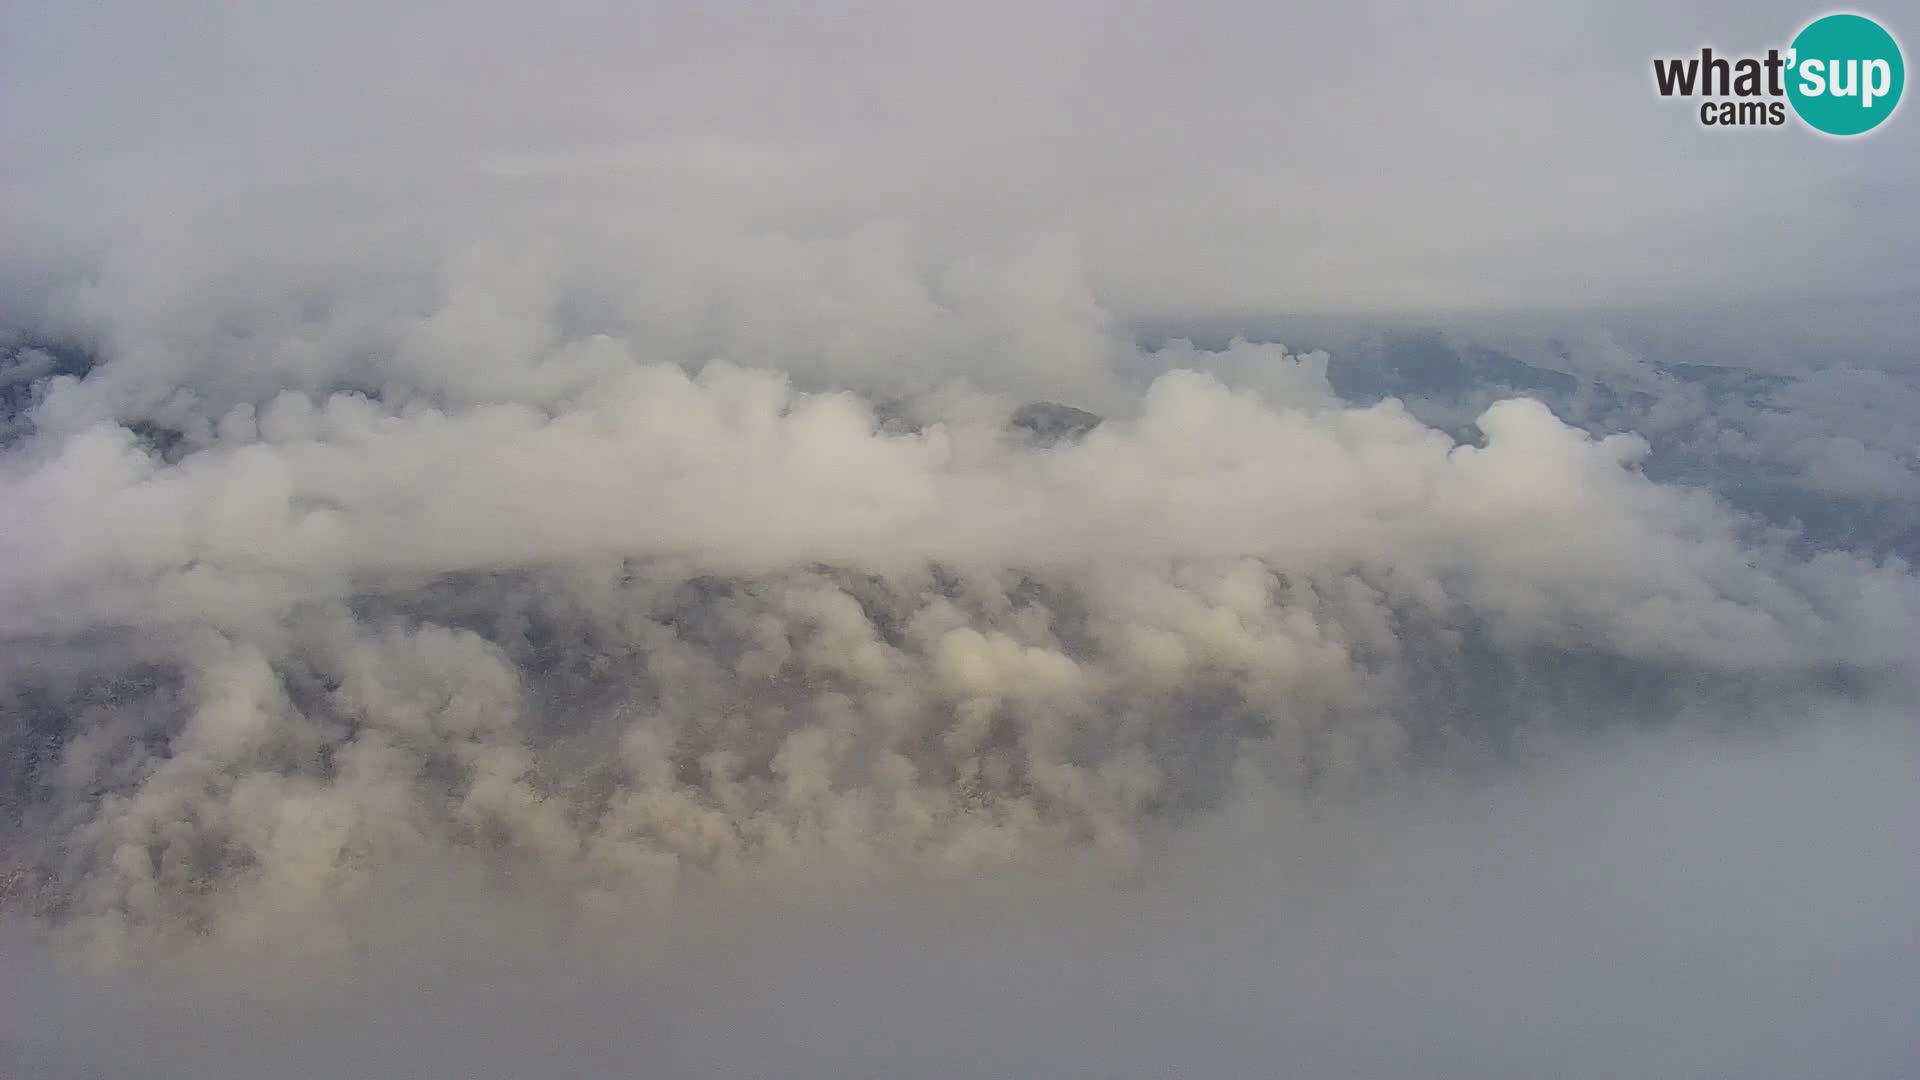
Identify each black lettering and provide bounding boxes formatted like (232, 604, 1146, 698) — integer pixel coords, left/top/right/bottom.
(1764, 49, 1788, 96)
(1734, 59, 1762, 96)
(1701, 101, 1719, 124)
(1768, 101, 1787, 124)
(1656, 57, 1701, 96)
(1703, 47, 1731, 95)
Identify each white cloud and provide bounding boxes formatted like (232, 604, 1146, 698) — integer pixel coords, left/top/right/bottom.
(0, 4, 1914, 1071)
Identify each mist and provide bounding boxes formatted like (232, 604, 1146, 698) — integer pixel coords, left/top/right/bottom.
(3, 0, 1918, 1075)
(5, 709, 1914, 1079)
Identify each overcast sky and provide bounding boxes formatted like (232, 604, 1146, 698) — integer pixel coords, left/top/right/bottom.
(2, 5, 1916, 1079)
(4, 0, 1916, 327)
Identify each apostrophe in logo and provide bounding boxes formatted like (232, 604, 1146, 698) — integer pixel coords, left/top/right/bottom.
(1787, 13, 1904, 135)
(1652, 11, 1904, 136)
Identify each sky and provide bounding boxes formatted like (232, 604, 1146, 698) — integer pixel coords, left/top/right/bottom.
(4, 0, 1917, 323)
(0, 2, 1916, 1077)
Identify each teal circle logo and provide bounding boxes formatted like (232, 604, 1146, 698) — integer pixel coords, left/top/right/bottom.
(1787, 13, 1905, 135)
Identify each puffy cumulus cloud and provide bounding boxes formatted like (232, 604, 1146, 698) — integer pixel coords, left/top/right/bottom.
(1194, 319, 1917, 565)
(1, 221, 1916, 966)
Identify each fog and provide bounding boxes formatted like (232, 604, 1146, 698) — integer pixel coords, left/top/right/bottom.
(5, 710, 1914, 1079)
(2, 0, 1917, 1075)
(6, 0, 1918, 324)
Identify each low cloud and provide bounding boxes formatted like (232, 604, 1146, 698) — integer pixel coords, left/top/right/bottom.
(2, 234, 1915, 959)
(1, 2, 1915, 1073)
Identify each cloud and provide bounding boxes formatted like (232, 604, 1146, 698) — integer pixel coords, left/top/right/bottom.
(4, 1, 1917, 326)
(1, 233, 1915, 956)
(4, 708, 1916, 1079)
(0, 1, 1915, 1072)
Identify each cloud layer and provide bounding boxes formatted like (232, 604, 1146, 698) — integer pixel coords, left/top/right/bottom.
(5, 0, 1917, 323)
(0, 4, 1915, 1074)
(6, 710, 1916, 1079)
(2, 226, 1914, 961)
